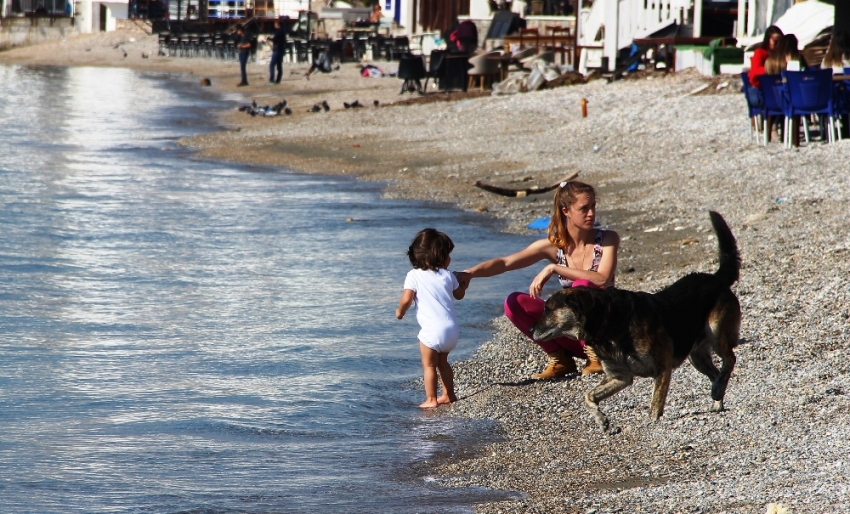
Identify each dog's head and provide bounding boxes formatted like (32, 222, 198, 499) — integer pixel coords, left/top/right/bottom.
(530, 288, 599, 342)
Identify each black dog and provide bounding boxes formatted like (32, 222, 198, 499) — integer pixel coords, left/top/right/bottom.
(531, 211, 741, 432)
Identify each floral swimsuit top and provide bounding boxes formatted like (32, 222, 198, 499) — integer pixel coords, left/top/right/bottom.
(555, 229, 606, 288)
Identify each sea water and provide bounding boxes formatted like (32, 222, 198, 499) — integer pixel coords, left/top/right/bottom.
(0, 65, 542, 513)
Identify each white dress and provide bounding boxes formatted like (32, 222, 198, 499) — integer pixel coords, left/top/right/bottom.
(403, 268, 460, 353)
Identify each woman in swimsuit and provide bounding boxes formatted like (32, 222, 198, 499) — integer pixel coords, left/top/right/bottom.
(460, 180, 620, 379)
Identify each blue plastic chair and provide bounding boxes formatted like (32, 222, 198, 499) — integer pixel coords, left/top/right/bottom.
(782, 69, 837, 145)
(740, 72, 762, 142)
(757, 74, 787, 146)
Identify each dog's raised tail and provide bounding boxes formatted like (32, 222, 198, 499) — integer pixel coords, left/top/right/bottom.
(710, 211, 740, 286)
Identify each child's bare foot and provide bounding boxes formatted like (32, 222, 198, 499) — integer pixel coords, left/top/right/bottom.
(419, 399, 439, 408)
(436, 394, 453, 405)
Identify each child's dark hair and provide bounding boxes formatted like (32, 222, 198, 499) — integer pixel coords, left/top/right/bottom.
(407, 228, 454, 271)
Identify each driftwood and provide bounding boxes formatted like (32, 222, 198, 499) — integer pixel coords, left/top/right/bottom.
(474, 172, 579, 198)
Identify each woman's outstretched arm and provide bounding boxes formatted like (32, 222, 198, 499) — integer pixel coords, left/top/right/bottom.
(463, 239, 557, 279)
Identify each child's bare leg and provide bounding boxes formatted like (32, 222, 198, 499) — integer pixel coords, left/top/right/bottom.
(436, 352, 456, 404)
(419, 342, 440, 408)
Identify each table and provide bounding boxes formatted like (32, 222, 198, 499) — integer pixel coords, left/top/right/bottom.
(486, 53, 516, 81)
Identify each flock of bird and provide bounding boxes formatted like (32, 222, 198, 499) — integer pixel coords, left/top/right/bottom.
(237, 99, 380, 117)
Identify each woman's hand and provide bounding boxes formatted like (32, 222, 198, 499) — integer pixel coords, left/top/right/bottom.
(454, 271, 471, 290)
(529, 264, 554, 299)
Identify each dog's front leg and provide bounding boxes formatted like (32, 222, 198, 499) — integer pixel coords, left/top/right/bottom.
(650, 367, 672, 421)
(585, 374, 633, 432)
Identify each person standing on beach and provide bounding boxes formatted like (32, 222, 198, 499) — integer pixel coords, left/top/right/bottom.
(396, 229, 468, 408)
(236, 25, 252, 87)
(268, 18, 287, 85)
(458, 181, 619, 379)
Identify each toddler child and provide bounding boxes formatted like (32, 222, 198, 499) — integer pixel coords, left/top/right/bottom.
(396, 228, 467, 408)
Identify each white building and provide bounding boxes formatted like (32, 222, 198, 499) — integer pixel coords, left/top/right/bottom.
(73, 0, 129, 32)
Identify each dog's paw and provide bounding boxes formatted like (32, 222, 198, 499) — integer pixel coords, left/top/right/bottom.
(711, 400, 724, 412)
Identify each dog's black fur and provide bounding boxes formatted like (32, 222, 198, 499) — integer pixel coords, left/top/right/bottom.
(531, 211, 742, 432)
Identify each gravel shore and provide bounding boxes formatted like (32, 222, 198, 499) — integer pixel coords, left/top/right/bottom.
(6, 31, 850, 512)
(186, 70, 850, 513)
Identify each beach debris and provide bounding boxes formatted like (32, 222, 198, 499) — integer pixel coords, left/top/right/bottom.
(237, 99, 288, 117)
(474, 171, 579, 198)
(374, 100, 380, 107)
(283, 107, 292, 115)
(200, 78, 212, 86)
(321, 100, 330, 112)
(689, 84, 710, 96)
(344, 100, 364, 109)
(308, 104, 323, 113)
(765, 504, 789, 514)
(592, 144, 600, 152)
(581, 97, 588, 118)
(123, 51, 128, 59)
(527, 217, 550, 230)
(142, 52, 149, 59)
(716, 81, 729, 90)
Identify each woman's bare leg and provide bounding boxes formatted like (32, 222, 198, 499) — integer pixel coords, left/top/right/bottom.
(419, 342, 440, 408)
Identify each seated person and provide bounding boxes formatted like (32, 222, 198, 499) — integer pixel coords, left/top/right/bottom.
(764, 34, 807, 75)
(749, 25, 783, 88)
(822, 30, 850, 74)
(369, 4, 383, 24)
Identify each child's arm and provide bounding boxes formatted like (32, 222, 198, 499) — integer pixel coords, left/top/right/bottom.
(396, 289, 415, 319)
(452, 272, 467, 300)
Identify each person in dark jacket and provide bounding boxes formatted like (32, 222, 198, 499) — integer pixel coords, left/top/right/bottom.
(236, 25, 252, 87)
(269, 17, 287, 85)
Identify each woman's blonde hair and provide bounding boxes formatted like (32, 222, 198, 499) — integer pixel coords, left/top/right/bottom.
(547, 180, 596, 250)
(823, 30, 849, 68)
(764, 37, 790, 75)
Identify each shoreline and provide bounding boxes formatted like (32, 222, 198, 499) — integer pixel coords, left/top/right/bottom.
(5, 30, 850, 513)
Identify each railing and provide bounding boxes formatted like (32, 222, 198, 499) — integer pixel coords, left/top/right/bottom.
(617, 0, 690, 45)
(4, 0, 68, 17)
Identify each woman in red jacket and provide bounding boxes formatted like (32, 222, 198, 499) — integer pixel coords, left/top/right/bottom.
(749, 25, 784, 88)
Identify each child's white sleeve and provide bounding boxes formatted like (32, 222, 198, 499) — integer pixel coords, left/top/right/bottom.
(450, 270, 459, 290)
(403, 270, 417, 292)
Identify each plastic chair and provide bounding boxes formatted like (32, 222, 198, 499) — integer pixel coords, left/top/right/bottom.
(467, 51, 501, 91)
(757, 74, 787, 146)
(398, 54, 426, 94)
(422, 50, 446, 92)
(740, 72, 762, 143)
(782, 69, 837, 145)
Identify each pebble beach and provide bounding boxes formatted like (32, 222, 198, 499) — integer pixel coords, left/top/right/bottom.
(4, 29, 850, 513)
